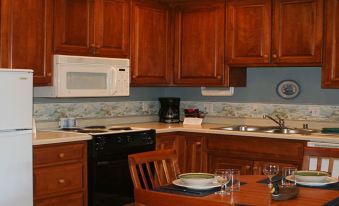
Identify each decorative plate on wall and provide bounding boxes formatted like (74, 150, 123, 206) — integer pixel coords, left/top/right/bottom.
(276, 80, 300, 99)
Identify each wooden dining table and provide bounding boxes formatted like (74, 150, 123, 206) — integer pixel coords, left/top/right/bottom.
(134, 175, 339, 206)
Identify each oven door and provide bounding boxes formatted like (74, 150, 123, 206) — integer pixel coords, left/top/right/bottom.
(56, 64, 117, 97)
(92, 155, 134, 206)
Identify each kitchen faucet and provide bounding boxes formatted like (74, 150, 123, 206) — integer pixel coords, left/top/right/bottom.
(263, 115, 285, 129)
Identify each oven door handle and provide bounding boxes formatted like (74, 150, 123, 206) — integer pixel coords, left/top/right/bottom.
(97, 160, 126, 166)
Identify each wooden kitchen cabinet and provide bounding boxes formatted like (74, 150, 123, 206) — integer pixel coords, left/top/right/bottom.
(252, 161, 298, 175)
(227, 0, 323, 66)
(33, 141, 87, 206)
(156, 133, 186, 171)
(172, 0, 226, 86)
(130, 0, 172, 85)
(207, 153, 253, 175)
(205, 134, 306, 175)
(0, 0, 53, 86)
(184, 135, 205, 173)
(226, 0, 271, 65)
(322, 0, 339, 88)
(54, 0, 129, 58)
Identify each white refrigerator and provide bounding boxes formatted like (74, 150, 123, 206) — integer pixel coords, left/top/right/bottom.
(0, 69, 33, 206)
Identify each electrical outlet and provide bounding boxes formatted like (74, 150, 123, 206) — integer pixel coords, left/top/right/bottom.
(309, 106, 320, 117)
(142, 102, 148, 113)
(204, 103, 213, 113)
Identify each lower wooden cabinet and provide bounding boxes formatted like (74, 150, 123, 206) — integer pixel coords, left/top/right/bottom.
(157, 132, 306, 175)
(33, 141, 87, 206)
(207, 154, 252, 175)
(35, 193, 84, 206)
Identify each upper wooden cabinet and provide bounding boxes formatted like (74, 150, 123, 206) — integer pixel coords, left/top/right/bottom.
(130, 0, 172, 85)
(54, 0, 129, 58)
(227, 0, 323, 66)
(227, 0, 271, 65)
(322, 0, 339, 88)
(172, 0, 225, 86)
(0, 0, 53, 86)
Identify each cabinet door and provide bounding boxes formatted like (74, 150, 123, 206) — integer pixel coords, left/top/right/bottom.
(226, 0, 271, 65)
(156, 133, 185, 172)
(252, 161, 299, 175)
(1, 0, 53, 86)
(322, 0, 339, 88)
(130, 0, 172, 85)
(54, 0, 94, 56)
(173, 1, 225, 86)
(185, 136, 205, 173)
(272, 0, 323, 65)
(207, 152, 253, 175)
(94, 0, 130, 57)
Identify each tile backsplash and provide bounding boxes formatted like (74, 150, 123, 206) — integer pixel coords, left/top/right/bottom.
(34, 101, 339, 122)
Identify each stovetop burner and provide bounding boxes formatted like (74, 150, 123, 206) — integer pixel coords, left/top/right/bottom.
(60, 125, 146, 135)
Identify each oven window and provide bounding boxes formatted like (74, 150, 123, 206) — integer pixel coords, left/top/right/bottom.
(66, 72, 107, 90)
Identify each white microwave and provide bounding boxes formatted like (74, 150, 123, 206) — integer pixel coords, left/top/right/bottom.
(34, 55, 130, 97)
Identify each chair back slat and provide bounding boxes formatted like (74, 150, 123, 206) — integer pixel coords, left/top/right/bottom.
(145, 162, 156, 188)
(302, 147, 339, 176)
(138, 164, 149, 190)
(128, 150, 180, 190)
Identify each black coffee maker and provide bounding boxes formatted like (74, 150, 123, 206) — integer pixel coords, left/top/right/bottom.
(159, 97, 180, 123)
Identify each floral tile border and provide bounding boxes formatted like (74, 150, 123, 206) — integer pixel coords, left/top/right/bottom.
(34, 101, 339, 122)
(34, 101, 159, 121)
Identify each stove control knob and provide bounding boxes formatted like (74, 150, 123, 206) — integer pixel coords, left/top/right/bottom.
(127, 137, 134, 143)
(117, 137, 123, 143)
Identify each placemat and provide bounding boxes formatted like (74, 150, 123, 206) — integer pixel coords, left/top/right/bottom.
(324, 197, 339, 206)
(155, 184, 220, 197)
(155, 182, 247, 197)
(257, 176, 339, 191)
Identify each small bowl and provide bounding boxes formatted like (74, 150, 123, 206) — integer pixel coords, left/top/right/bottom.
(178, 173, 215, 186)
(294, 170, 329, 182)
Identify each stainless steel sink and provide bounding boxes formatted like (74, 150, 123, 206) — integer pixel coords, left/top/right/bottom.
(212, 125, 278, 132)
(211, 125, 318, 135)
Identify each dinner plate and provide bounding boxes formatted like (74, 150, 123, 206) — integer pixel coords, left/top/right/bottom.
(286, 175, 338, 186)
(172, 179, 221, 190)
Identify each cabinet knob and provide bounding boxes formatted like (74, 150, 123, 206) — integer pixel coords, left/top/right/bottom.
(47, 73, 52, 77)
(90, 44, 95, 48)
(217, 75, 222, 80)
(58, 153, 65, 158)
(263, 54, 268, 58)
(132, 75, 137, 78)
(272, 54, 278, 58)
(58, 179, 65, 184)
(196, 142, 201, 146)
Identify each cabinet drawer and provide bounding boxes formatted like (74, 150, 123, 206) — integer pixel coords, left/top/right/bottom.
(34, 163, 84, 198)
(34, 143, 84, 165)
(35, 192, 84, 206)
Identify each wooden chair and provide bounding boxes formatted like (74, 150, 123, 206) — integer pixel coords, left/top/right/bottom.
(128, 149, 181, 190)
(302, 147, 339, 176)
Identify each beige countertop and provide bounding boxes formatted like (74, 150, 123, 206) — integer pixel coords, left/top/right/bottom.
(35, 122, 339, 145)
(130, 122, 339, 143)
(33, 130, 91, 145)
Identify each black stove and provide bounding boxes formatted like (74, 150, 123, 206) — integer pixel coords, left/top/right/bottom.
(83, 126, 156, 206)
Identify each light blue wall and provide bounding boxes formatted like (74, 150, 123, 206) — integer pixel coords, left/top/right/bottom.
(34, 67, 339, 105)
(164, 67, 339, 105)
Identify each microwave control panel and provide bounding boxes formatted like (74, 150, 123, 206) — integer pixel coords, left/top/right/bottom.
(115, 67, 130, 96)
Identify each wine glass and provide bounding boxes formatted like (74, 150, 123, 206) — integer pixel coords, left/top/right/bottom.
(214, 169, 231, 195)
(262, 164, 279, 188)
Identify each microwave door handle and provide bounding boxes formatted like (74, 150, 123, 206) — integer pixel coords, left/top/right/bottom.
(110, 67, 117, 95)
